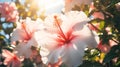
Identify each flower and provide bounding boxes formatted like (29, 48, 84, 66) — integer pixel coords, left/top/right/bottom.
(11, 17, 44, 58)
(0, 2, 19, 22)
(2, 49, 23, 67)
(98, 39, 117, 53)
(92, 12, 104, 20)
(35, 11, 98, 67)
(89, 2, 104, 20)
(65, 0, 92, 12)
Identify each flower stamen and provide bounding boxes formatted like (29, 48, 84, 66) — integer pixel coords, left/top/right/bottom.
(22, 22, 31, 40)
(54, 16, 67, 41)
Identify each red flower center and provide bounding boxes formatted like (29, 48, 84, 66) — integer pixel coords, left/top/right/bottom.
(13, 56, 18, 61)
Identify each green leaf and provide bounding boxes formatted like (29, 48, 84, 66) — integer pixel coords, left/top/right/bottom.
(103, 45, 120, 63)
(99, 21, 105, 30)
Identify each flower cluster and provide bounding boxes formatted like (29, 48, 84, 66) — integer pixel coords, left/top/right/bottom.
(0, 2, 18, 22)
(6, 10, 98, 67)
(0, 0, 102, 67)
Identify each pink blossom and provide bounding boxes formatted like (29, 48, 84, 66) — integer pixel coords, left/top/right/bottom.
(11, 18, 44, 58)
(89, 2, 104, 20)
(93, 12, 104, 20)
(97, 40, 111, 53)
(98, 39, 117, 53)
(35, 11, 98, 67)
(0, 2, 19, 22)
(2, 49, 23, 67)
(65, 0, 92, 12)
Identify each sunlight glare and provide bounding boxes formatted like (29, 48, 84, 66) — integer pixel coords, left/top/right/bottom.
(37, 0, 64, 15)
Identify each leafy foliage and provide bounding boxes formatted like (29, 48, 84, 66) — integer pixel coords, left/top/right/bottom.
(0, 0, 120, 67)
(103, 45, 120, 63)
(79, 60, 103, 67)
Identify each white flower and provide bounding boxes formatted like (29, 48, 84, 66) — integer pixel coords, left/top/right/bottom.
(11, 17, 44, 58)
(35, 11, 98, 67)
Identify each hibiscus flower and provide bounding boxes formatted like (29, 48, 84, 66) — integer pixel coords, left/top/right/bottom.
(35, 11, 98, 67)
(2, 49, 23, 67)
(11, 17, 44, 58)
(0, 2, 19, 22)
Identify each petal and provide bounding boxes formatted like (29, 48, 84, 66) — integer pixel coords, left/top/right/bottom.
(61, 39, 87, 67)
(12, 60, 21, 67)
(2, 49, 13, 58)
(35, 31, 58, 50)
(11, 29, 28, 42)
(73, 24, 98, 48)
(47, 46, 65, 64)
(2, 50, 21, 66)
(11, 18, 44, 43)
(15, 42, 32, 58)
(80, 29, 99, 48)
(35, 31, 61, 64)
(61, 11, 90, 33)
(44, 14, 60, 33)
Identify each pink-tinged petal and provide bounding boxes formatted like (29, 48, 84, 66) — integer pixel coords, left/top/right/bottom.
(46, 46, 65, 64)
(15, 42, 32, 58)
(75, 25, 99, 48)
(11, 29, 29, 43)
(61, 11, 90, 32)
(98, 40, 117, 53)
(15, 36, 37, 58)
(11, 60, 21, 67)
(61, 39, 87, 67)
(35, 31, 61, 64)
(93, 12, 104, 20)
(2, 49, 21, 67)
(2, 53, 12, 65)
(3, 58, 12, 65)
(44, 14, 61, 34)
(2, 50, 14, 58)
(35, 31, 58, 51)
(11, 17, 44, 43)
